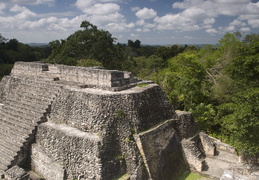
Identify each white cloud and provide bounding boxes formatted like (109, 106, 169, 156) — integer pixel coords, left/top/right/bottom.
(9, 4, 37, 19)
(184, 36, 194, 39)
(154, 13, 200, 31)
(99, 0, 121, 2)
(131, 6, 140, 12)
(136, 19, 145, 26)
(240, 27, 250, 32)
(219, 25, 236, 32)
(168, 0, 259, 35)
(106, 22, 134, 32)
(203, 18, 215, 25)
(142, 28, 151, 32)
(76, 0, 121, 15)
(75, 0, 134, 33)
(172, 0, 259, 19)
(136, 28, 142, 32)
(135, 7, 157, 19)
(1, 0, 259, 44)
(130, 33, 139, 38)
(206, 28, 218, 35)
(230, 19, 246, 27)
(0, 0, 134, 43)
(0, 3, 6, 14)
(75, 0, 94, 9)
(10, 4, 28, 12)
(247, 19, 259, 28)
(88, 12, 124, 25)
(81, 3, 120, 15)
(2, 0, 55, 6)
(182, 7, 206, 20)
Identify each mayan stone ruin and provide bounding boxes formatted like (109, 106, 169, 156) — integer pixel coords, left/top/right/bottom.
(0, 61, 258, 180)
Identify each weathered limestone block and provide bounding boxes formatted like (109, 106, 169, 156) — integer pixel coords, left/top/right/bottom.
(32, 122, 102, 180)
(134, 120, 186, 180)
(181, 136, 205, 172)
(173, 111, 199, 140)
(199, 132, 215, 156)
(11, 61, 46, 76)
(221, 165, 259, 180)
(11, 61, 134, 89)
(31, 144, 65, 180)
(0, 75, 21, 103)
(49, 84, 173, 134)
(209, 136, 238, 155)
(4, 165, 29, 180)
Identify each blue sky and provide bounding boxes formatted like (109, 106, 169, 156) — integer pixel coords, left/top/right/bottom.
(0, 0, 259, 45)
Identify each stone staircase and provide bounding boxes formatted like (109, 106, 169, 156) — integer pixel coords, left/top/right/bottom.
(182, 132, 243, 179)
(0, 75, 61, 178)
(202, 147, 240, 179)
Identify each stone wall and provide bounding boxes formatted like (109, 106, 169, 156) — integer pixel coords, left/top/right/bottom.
(46, 83, 174, 179)
(48, 84, 174, 134)
(11, 61, 133, 89)
(32, 122, 102, 180)
(11, 61, 47, 76)
(134, 120, 187, 180)
(172, 111, 199, 140)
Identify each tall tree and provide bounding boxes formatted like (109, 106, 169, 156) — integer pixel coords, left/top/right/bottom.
(0, 34, 7, 43)
(47, 21, 125, 69)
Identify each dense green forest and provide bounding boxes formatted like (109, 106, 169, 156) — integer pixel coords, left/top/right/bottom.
(0, 34, 51, 79)
(0, 21, 258, 159)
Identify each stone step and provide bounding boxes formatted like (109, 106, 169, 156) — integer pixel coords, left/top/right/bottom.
(3, 101, 47, 117)
(211, 149, 240, 164)
(17, 82, 61, 94)
(0, 161, 8, 172)
(1, 105, 44, 120)
(0, 118, 30, 137)
(0, 110, 39, 128)
(0, 157, 10, 172)
(0, 143, 17, 164)
(0, 125, 28, 145)
(6, 96, 49, 112)
(202, 155, 240, 179)
(0, 138, 20, 158)
(13, 91, 53, 105)
(15, 84, 57, 99)
(6, 96, 50, 113)
(4, 165, 30, 180)
(18, 77, 62, 89)
(0, 111, 36, 130)
(0, 152, 13, 170)
(0, 119, 32, 137)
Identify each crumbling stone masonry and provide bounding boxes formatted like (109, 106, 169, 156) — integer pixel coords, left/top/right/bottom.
(0, 62, 258, 180)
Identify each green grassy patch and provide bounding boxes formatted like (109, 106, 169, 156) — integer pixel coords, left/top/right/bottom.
(113, 173, 130, 180)
(178, 171, 208, 180)
(137, 83, 149, 87)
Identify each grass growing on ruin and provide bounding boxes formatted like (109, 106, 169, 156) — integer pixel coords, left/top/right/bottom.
(137, 83, 149, 87)
(115, 109, 126, 120)
(113, 173, 130, 180)
(178, 171, 208, 180)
